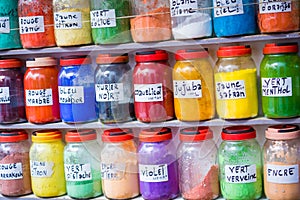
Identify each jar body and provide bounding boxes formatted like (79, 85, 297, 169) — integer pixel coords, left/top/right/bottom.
(260, 54, 300, 118)
(18, 0, 56, 48)
(90, 0, 132, 44)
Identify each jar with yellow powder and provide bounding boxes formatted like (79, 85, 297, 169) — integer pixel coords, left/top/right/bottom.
(214, 45, 258, 119)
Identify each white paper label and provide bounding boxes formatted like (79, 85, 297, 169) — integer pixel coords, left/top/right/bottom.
(173, 80, 202, 98)
(225, 164, 257, 183)
(267, 164, 299, 184)
(19, 16, 45, 34)
(54, 12, 82, 29)
(216, 80, 246, 100)
(25, 89, 53, 106)
(30, 161, 54, 178)
(0, 87, 10, 104)
(90, 9, 116, 28)
(134, 83, 163, 102)
(101, 163, 126, 180)
(0, 163, 23, 180)
(259, 0, 292, 14)
(213, 0, 244, 17)
(58, 86, 84, 104)
(64, 164, 92, 181)
(261, 77, 292, 97)
(0, 17, 10, 33)
(95, 83, 124, 102)
(139, 164, 169, 182)
(170, 0, 198, 17)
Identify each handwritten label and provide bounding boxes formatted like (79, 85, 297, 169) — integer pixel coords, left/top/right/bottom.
(134, 83, 163, 102)
(173, 80, 202, 98)
(267, 164, 299, 184)
(225, 164, 257, 183)
(19, 16, 45, 34)
(26, 89, 53, 106)
(91, 9, 116, 28)
(54, 12, 82, 29)
(101, 163, 126, 180)
(59, 86, 84, 104)
(139, 164, 168, 182)
(65, 164, 92, 181)
(0, 163, 23, 180)
(213, 0, 244, 17)
(170, 0, 198, 17)
(30, 161, 54, 178)
(259, 0, 292, 14)
(216, 80, 246, 100)
(95, 83, 124, 102)
(262, 77, 292, 97)
(0, 87, 10, 104)
(0, 17, 10, 33)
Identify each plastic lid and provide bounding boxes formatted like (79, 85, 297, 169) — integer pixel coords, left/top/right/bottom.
(222, 126, 256, 141)
(26, 57, 57, 67)
(0, 59, 22, 69)
(135, 50, 168, 62)
(263, 43, 298, 54)
(265, 124, 300, 140)
(102, 128, 133, 142)
(0, 130, 28, 142)
(32, 129, 62, 142)
(175, 49, 209, 61)
(139, 127, 172, 142)
(60, 55, 91, 66)
(65, 129, 97, 142)
(180, 127, 213, 141)
(217, 45, 251, 57)
(96, 53, 129, 64)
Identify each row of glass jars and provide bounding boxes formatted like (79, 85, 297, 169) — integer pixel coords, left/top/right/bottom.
(0, 0, 299, 50)
(0, 125, 298, 199)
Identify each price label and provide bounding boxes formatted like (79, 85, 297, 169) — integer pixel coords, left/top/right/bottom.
(59, 86, 84, 104)
(225, 164, 257, 183)
(54, 12, 82, 29)
(259, 0, 292, 14)
(65, 164, 92, 181)
(173, 80, 202, 98)
(19, 16, 45, 34)
(30, 160, 54, 178)
(0, 17, 10, 33)
(266, 164, 299, 184)
(262, 77, 292, 97)
(25, 89, 53, 106)
(134, 83, 163, 102)
(216, 80, 246, 100)
(170, 0, 198, 17)
(0, 87, 10, 104)
(101, 163, 126, 180)
(91, 9, 116, 28)
(95, 83, 124, 102)
(139, 164, 169, 182)
(0, 163, 23, 180)
(213, 0, 244, 17)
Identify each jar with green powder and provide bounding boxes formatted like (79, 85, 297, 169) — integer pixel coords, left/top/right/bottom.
(218, 126, 262, 200)
(64, 129, 102, 199)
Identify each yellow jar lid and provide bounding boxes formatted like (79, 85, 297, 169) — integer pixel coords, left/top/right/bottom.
(32, 129, 62, 142)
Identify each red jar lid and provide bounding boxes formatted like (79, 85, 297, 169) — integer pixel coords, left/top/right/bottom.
(0, 130, 28, 142)
(0, 59, 22, 69)
(217, 45, 251, 57)
(60, 55, 91, 66)
(26, 57, 57, 67)
(96, 53, 129, 64)
(139, 127, 172, 142)
(135, 50, 168, 62)
(222, 126, 256, 141)
(265, 124, 299, 140)
(180, 127, 213, 141)
(102, 128, 133, 142)
(263, 43, 298, 54)
(65, 129, 97, 142)
(175, 49, 209, 61)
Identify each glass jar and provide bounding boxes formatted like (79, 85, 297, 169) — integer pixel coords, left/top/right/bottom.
(24, 57, 60, 124)
(30, 129, 66, 197)
(173, 49, 215, 121)
(171, 0, 212, 39)
(58, 55, 97, 123)
(260, 43, 300, 118)
(130, 0, 172, 42)
(214, 45, 258, 119)
(90, 0, 132, 44)
(218, 126, 262, 200)
(138, 127, 179, 199)
(0, 59, 26, 124)
(64, 129, 102, 199)
(95, 53, 135, 123)
(0, 0, 22, 50)
(101, 128, 139, 199)
(53, 0, 92, 46)
(133, 50, 174, 122)
(0, 130, 31, 196)
(263, 124, 300, 200)
(177, 127, 219, 200)
(18, 0, 56, 48)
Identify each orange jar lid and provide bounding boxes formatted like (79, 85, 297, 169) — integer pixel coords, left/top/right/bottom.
(26, 57, 57, 67)
(180, 127, 213, 142)
(222, 126, 256, 141)
(60, 55, 91, 66)
(102, 128, 133, 142)
(175, 49, 209, 60)
(139, 127, 172, 142)
(265, 124, 299, 140)
(32, 129, 62, 142)
(217, 45, 251, 57)
(65, 129, 97, 142)
(263, 43, 298, 54)
(96, 53, 129, 64)
(0, 59, 22, 69)
(0, 130, 28, 142)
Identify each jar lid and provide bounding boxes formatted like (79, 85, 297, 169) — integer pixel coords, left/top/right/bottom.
(217, 45, 251, 57)
(139, 127, 172, 142)
(0, 59, 22, 69)
(263, 43, 298, 54)
(175, 49, 209, 61)
(180, 127, 213, 141)
(26, 57, 57, 67)
(32, 129, 62, 142)
(265, 124, 300, 140)
(0, 130, 28, 142)
(60, 55, 91, 66)
(96, 53, 129, 64)
(65, 129, 97, 142)
(102, 128, 133, 142)
(135, 50, 168, 62)
(222, 126, 256, 140)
